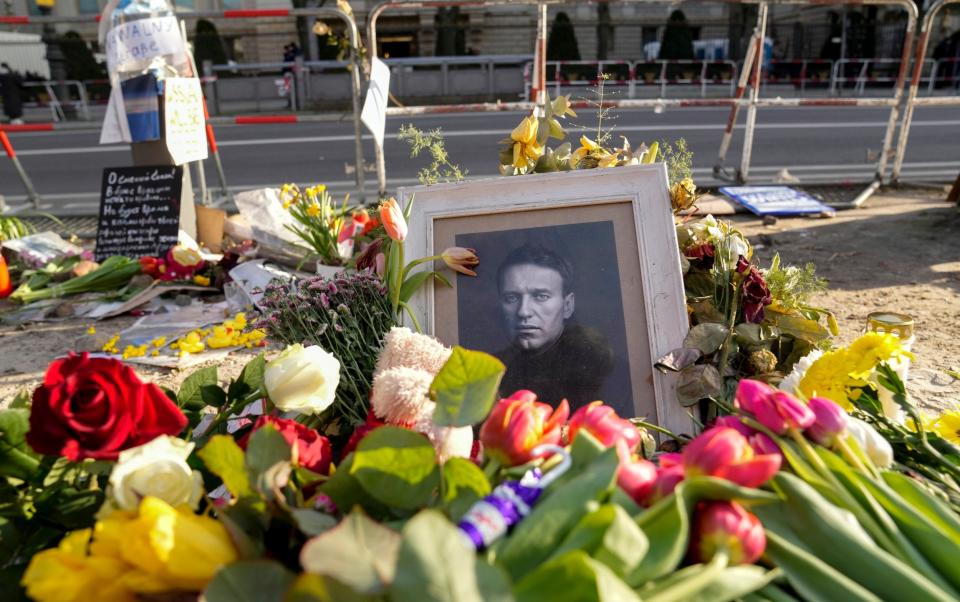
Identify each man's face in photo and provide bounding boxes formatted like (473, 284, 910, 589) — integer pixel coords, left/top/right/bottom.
(499, 263, 575, 353)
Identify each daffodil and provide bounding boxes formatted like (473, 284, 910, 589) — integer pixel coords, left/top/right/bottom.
(306, 203, 322, 218)
(573, 136, 601, 163)
(510, 115, 544, 169)
(551, 94, 577, 118)
(175, 332, 205, 355)
(932, 409, 960, 445)
(150, 336, 167, 349)
(86, 325, 96, 335)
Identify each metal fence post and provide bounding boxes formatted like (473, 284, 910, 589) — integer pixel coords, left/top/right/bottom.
(714, 11, 761, 180)
(738, 2, 769, 183)
(1, 129, 41, 209)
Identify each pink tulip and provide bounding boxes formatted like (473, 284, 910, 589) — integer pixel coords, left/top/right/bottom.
(682, 427, 780, 488)
(735, 379, 815, 434)
(616, 440, 658, 506)
(713, 416, 781, 459)
(690, 501, 766, 565)
(658, 452, 683, 469)
(649, 465, 685, 503)
(479, 390, 569, 466)
(806, 396, 848, 447)
(569, 401, 641, 453)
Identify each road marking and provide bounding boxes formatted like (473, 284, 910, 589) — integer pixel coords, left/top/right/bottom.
(10, 119, 960, 157)
(5, 162, 957, 205)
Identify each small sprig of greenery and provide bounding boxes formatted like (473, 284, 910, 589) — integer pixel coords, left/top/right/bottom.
(658, 138, 694, 186)
(763, 253, 827, 311)
(397, 125, 467, 186)
(581, 72, 618, 147)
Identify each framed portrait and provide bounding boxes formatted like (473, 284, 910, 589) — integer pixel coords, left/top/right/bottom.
(400, 164, 691, 435)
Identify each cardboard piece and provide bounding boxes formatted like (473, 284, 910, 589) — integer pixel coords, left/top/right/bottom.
(361, 58, 390, 150)
(164, 77, 208, 166)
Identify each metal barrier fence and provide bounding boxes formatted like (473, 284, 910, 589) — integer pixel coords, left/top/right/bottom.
(893, 0, 960, 183)
(368, 0, 920, 204)
(20, 79, 90, 121)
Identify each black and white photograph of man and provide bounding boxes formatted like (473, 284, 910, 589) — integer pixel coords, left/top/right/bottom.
(455, 220, 634, 416)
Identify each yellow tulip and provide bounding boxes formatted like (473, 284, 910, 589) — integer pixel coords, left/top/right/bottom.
(22, 529, 136, 602)
(95, 497, 238, 593)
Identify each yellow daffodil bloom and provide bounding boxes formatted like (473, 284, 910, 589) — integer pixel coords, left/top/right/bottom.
(151, 336, 167, 349)
(510, 115, 544, 169)
(306, 203, 322, 218)
(86, 325, 96, 335)
(551, 94, 577, 118)
(21, 529, 135, 602)
(930, 409, 960, 445)
(572, 135, 601, 163)
(597, 151, 620, 168)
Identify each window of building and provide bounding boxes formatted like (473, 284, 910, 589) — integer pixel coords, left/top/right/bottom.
(77, 0, 100, 14)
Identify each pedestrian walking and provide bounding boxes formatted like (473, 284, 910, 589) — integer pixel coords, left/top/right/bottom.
(0, 63, 25, 125)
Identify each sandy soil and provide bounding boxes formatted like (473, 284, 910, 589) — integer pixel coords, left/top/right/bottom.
(1, 188, 958, 410)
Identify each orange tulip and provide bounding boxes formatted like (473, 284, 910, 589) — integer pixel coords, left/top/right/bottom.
(379, 198, 407, 242)
(0, 254, 12, 298)
(479, 390, 569, 466)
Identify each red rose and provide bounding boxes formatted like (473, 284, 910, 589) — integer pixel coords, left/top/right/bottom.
(741, 266, 772, 324)
(341, 409, 386, 459)
(239, 415, 332, 475)
(27, 353, 187, 461)
(685, 242, 716, 269)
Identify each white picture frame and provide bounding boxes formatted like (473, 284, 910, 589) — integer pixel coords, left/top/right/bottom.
(400, 163, 691, 436)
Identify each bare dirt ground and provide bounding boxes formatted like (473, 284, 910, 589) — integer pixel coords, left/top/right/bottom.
(1, 188, 958, 411)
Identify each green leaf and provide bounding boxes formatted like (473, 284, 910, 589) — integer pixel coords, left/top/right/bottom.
(177, 365, 218, 409)
(683, 323, 729, 355)
(319, 454, 390, 517)
(392, 509, 486, 602)
(201, 385, 229, 408)
(681, 566, 780, 602)
(229, 353, 266, 401)
(473, 561, 514, 602)
(496, 447, 619, 581)
(771, 473, 956, 602)
(300, 510, 401, 595)
(514, 550, 641, 602)
(7, 390, 29, 409)
(430, 346, 505, 427)
(628, 487, 689, 585)
(0, 409, 40, 480)
(285, 574, 378, 602)
(245, 425, 292, 494)
(399, 270, 450, 304)
(291, 508, 337, 536)
(675, 364, 722, 407)
(764, 530, 881, 602)
(350, 427, 439, 510)
(442, 458, 490, 503)
(549, 504, 648, 577)
(855, 471, 960, 592)
(204, 560, 296, 602)
(198, 435, 252, 498)
(42, 458, 79, 487)
(883, 472, 960, 541)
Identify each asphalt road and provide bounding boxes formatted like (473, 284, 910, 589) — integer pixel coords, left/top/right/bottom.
(2, 105, 959, 213)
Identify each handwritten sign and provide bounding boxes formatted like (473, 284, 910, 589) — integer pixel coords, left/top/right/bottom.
(164, 78, 208, 165)
(95, 166, 182, 261)
(105, 16, 185, 74)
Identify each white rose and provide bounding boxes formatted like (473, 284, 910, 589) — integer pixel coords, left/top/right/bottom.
(265, 344, 341, 415)
(106, 436, 203, 512)
(846, 417, 894, 468)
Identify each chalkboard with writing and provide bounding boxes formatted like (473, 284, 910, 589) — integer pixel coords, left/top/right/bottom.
(95, 165, 182, 261)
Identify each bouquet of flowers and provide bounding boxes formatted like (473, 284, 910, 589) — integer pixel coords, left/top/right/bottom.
(279, 183, 379, 267)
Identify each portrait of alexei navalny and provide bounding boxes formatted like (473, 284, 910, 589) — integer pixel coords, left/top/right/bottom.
(455, 221, 634, 416)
